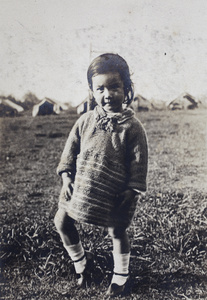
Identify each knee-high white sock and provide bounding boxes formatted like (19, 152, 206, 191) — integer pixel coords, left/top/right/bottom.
(64, 241, 86, 274)
(111, 252, 130, 286)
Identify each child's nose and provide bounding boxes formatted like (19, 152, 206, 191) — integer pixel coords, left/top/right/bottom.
(104, 88, 112, 99)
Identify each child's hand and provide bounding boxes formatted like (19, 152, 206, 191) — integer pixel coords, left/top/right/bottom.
(118, 189, 137, 211)
(61, 173, 73, 200)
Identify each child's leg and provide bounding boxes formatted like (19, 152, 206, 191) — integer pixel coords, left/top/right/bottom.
(108, 226, 130, 286)
(54, 208, 79, 245)
(54, 208, 86, 274)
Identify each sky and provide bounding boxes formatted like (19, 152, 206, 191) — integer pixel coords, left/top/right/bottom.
(0, 0, 207, 106)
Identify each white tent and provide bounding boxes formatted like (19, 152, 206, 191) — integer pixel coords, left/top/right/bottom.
(168, 93, 199, 110)
(0, 98, 24, 116)
(32, 97, 63, 117)
(130, 94, 153, 111)
(77, 95, 97, 114)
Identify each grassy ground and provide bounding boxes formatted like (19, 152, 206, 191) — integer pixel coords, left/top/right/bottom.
(0, 109, 207, 299)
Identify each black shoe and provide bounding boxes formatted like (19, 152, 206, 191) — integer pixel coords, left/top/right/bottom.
(76, 251, 94, 288)
(105, 278, 130, 298)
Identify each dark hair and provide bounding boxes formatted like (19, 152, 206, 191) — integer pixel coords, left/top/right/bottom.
(87, 53, 134, 105)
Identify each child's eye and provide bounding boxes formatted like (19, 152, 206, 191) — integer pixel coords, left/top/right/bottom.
(97, 87, 104, 92)
(110, 84, 119, 90)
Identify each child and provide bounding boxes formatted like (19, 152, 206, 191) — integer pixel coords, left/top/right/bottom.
(54, 53, 148, 297)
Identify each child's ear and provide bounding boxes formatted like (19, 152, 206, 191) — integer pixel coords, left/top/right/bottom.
(88, 89, 97, 110)
(89, 89, 94, 99)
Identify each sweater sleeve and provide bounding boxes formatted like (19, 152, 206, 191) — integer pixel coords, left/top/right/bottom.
(126, 119, 148, 192)
(56, 118, 81, 179)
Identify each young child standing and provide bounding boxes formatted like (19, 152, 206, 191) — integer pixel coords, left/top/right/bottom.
(54, 53, 148, 297)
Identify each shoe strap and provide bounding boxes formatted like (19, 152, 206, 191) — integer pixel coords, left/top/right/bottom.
(114, 272, 129, 277)
(73, 253, 86, 263)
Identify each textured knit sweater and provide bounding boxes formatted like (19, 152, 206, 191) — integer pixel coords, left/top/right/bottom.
(57, 106, 148, 227)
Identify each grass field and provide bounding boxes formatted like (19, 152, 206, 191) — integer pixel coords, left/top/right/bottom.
(0, 109, 207, 299)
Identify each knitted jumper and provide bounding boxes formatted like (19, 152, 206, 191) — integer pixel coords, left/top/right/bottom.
(57, 106, 148, 227)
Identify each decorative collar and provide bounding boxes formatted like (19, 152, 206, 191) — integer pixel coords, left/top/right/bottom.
(94, 106, 134, 132)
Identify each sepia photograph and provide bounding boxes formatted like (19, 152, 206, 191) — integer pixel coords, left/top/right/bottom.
(0, 0, 207, 299)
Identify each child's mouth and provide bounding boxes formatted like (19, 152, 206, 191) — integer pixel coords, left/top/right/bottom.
(104, 100, 113, 106)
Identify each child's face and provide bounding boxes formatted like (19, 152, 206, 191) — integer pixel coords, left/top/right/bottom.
(91, 72, 125, 113)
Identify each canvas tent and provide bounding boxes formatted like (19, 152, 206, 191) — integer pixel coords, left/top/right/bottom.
(150, 99, 167, 110)
(130, 94, 153, 111)
(32, 98, 64, 117)
(168, 93, 199, 110)
(0, 98, 24, 117)
(77, 95, 97, 114)
(77, 97, 88, 114)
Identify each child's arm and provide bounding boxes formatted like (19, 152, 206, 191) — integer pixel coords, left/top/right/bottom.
(126, 120, 148, 192)
(117, 120, 148, 210)
(57, 118, 81, 178)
